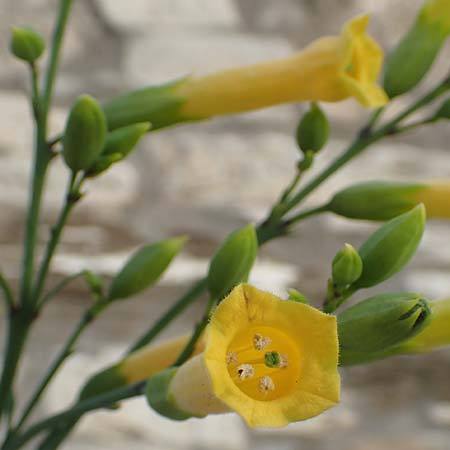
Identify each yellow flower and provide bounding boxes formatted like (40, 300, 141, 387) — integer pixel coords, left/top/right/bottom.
(146, 284, 340, 427)
(176, 15, 387, 118)
(413, 182, 450, 218)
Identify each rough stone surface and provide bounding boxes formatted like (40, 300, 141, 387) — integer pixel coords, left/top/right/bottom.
(0, 1, 450, 449)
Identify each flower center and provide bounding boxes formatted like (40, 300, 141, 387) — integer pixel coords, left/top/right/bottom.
(226, 325, 301, 401)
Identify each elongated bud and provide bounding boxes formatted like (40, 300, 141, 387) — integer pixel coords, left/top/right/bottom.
(63, 95, 107, 172)
(108, 236, 187, 301)
(80, 334, 203, 400)
(207, 225, 258, 300)
(383, 0, 450, 97)
(296, 103, 329, 154)
(328, 181, 450, 220)
(332, 243, 363, 287)
(85, 153, 122, 178)
(354, 204, 425, 289)
(338, 292, 431, 365)
(287, 288, 310, 304)
(10, 26, 45, 63)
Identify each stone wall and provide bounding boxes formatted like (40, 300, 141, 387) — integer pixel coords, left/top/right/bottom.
(0, 1, 450, 449)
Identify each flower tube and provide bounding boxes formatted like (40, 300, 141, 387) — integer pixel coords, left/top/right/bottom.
(146, 284, 340, 427)
(104, 15, 387, 130)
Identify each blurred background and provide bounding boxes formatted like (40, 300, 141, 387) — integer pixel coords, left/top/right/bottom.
(1, 0, 450, 449)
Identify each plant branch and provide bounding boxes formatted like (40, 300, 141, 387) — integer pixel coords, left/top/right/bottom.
(0, 273, 15, 310)
(38, 271, 86, 308)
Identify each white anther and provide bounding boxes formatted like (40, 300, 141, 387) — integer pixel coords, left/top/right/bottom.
(259, 376, 275, 393)
(279, 354, 288, 369)
(253, 333, 272, 350)
(237, 364, 255, 380)
(226, 352, 238, 365)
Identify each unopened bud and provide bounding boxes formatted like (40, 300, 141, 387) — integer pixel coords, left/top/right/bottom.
(296, 103, 329, 154)
(10, 26, 45, 63)
(332, 244, 363, 287)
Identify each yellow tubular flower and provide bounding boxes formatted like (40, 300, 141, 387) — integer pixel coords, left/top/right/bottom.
(80, 334, 205, 400)
(413, 182, 450, 218)
(146, 284, 340, 428)
(176, 15, 387, 118)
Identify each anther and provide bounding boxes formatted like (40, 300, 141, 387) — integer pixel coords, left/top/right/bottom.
(259, 376, 275, 393)
(279, 354, 288, 369)
(226, 352, 238, 365)
(253, 333, 272, 350)
(237, 364, 255, 380)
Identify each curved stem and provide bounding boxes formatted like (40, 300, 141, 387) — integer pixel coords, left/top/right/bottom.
(283, 204, 329, 229)
(38, 271, 86, 308)
(127, 278, 208, 354)
(15, 301, 107, 430)
(32, 173, 81, 304)
(0, 274, 15, 310)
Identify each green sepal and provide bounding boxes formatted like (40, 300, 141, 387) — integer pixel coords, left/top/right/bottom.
(102, 122, 151, 157)
(338, 292, 431, 364)
(383, 19, 447, 98)
(207, 224, 258, 301)
(328, 181, 425, 221)
(79, 364, 126, 401)
(63, 95, 107, 172)
(10, 26, 45, 63)
(287, 288, 310, 304)
(296, 102, 329, 154)
(145, 368, 197, 421)
(103, 78, 189, 131)
(354, 204, 426, 289)
(85, 153, 123, 178)
(108, 236, 187, 301)
(331, 243, 363, 287)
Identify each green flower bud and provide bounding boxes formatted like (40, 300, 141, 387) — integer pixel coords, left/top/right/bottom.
(207, 224, 258, 301)
(103, 79, 187, 131)
(79, 365, 125, 401)
(338, 292, 431, 365)
(331, 243, 363, 287)
(287, 288, 309, 304)
(354, 204, 426, 289)
(108, 236, 187, 301)
(63, 95, 107, 172)
(82, 270, 103, 297)
(295, 103, 329, 154)
(10, 26, 45, 63)
(384, 0, 450, 97)
(435, 96, 450, 119)
(102, 122, 151, 157)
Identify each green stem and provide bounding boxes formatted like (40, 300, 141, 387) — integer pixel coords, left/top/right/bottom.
(37, 271, 86, 309)
(173, 296, 217, 367)
(390, 116, 438, 135)
(41, 0, 74, 117)
(0, 273, 15, 310)
(283, 204, 329, 229)
(3, 381, 145, 450)
(15, 301, 107, 430)
(32, 173, 81, 304)
(0, 311, 33, 421)
(127, 278, 208, 354)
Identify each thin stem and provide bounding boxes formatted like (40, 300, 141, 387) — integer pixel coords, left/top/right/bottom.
(15, 301, 107, 430)
(38, 271, 86, 308)
(127, 278, 208, 354)
(283, 204, 329, 229)
(32, 172, 81, 304)
(390, 116, 438, 135)
(0, 273, 15, 310)
(4, 381, 145, 450)
(173, 296, 217, 367)
(41, 0, 74, 117)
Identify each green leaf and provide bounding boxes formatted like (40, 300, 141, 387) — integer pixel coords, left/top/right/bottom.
(108, 236, 187, 301)
(63, 95, 107, 172)
(207, 224, 258, 301)
(354, 204, 426, 289)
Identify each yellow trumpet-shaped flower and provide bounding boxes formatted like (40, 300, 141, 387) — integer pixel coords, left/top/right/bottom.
(176, 15, 387, 118)
(146, 284, 340, 428)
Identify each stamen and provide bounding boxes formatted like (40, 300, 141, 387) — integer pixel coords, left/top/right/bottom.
(226, 352, 238, 365)
(279, 354, 288, 368)
(259, 375, 275, 393)
(253, 333, 272, 350)
(237, 364, 255, 380)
